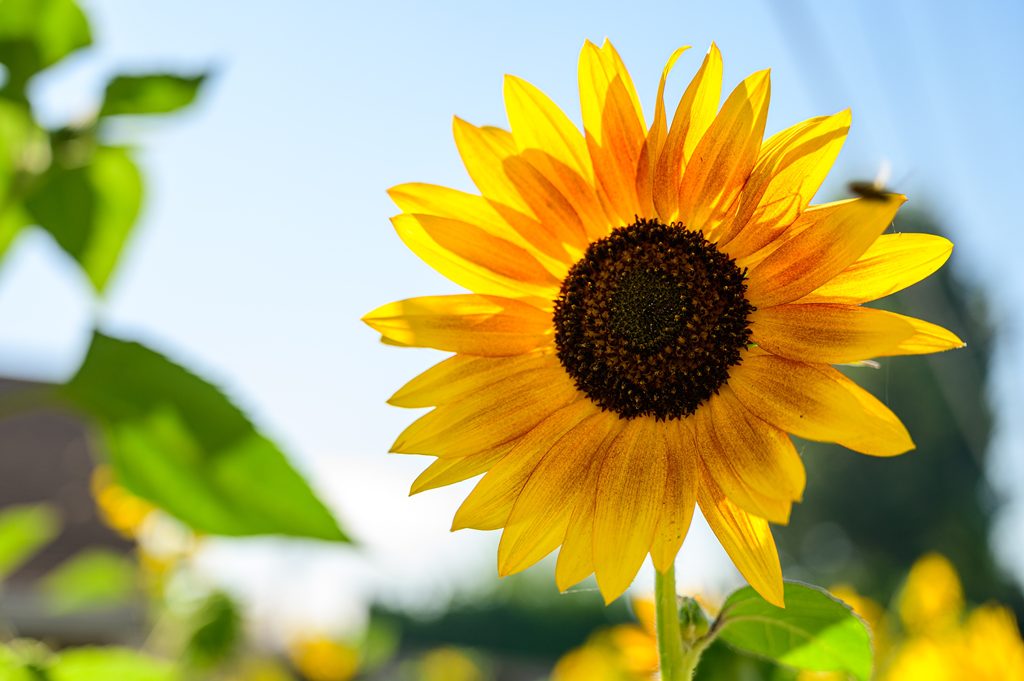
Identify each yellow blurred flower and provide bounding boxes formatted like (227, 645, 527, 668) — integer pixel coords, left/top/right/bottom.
(897, 552, 963, 635)
(91, 465, 154, 539)
(417, 647, 486, 681)
(551, 598, 658, 681)
(288, 636, 359, 681)
(878, 554, 1024, 681)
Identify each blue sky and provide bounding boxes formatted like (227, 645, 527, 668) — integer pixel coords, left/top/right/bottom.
(2, 0, 1022, 631)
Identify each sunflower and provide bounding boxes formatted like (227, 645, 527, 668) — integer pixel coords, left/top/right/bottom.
(364, 40, 963, 606)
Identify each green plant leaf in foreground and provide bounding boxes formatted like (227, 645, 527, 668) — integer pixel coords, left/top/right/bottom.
(100, 74, 207, 117)
(41, 549, 137, 614)
(48, 647, 179, 681)
(25, 145, 142, 292)
(715, 582, 872, 681)
(62, 332, 349, 543)
(0, 504, 60, 581)
(0, 0, 91, 96)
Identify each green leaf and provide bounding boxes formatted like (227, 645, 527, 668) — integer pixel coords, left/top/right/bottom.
(41, 549, 137, 614)
(0, 640, 54, 681)
(0, 0, 91, 96)
(62, 332, 349, 542)
(100, 74, 207, 117)
(0, 99, 48, 261)
(25, 145, 142, 291)
(185, 592, 242, 668)
(48, 647, 178, 681)
(716, 582, 873, 681)
(0, 504, 61, 581)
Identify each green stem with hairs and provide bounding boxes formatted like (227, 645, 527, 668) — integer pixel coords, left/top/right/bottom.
(655, 565, 708, 680)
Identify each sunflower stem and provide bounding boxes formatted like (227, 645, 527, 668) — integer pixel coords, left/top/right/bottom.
(655, 565, 698, 681)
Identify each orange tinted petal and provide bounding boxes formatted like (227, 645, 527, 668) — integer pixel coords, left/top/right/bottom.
(654, 44, 723, 221)
(391, 213, 562, 301)
(579, 40, 646, 224)
(799, 233, 953, 304)
(728, 350, 914, 456)
(649, 418, 698, 572)
(744, 195, 905, 308)
(497, 412, 618, 575)
(678, 69, 770, 233)
(717, 110, 851, 252)
(698, 464, 784, 607)
(637, 46, 691, 217)
(363, 294, 552, 356)
(451, 397, 599, 530)
(593, 418, 667, 603)
(750, 303, 915, 363)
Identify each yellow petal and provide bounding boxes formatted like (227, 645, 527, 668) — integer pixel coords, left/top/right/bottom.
(504, 74, 592, 181)
(750, 303, 916, 364)
(798, 233, 953, 304)
(649, 418, 698, 572)
(554, 423, 620, 592)
(888, 315, 965, 356)
(451, 398, 599, 530)
(636, 46, 691, 217)
(521, 148, 610, 241)
(389, 352, 551, 408)
(697, 464, 784, 607)
(654, 44, 723, 221)
(717, 110, 851, 253)
(678, 69, 770, 233)
(579, 40, 646, 224)
(410, 446, 512, 495)
(497, 412, 618, 575)
(388, 183, 570, 279)
(578, 39, 645, 144)
(392, 213, 562, 302)
(392, 357, 579, 457)
(501, 154, 591, 252)
(697, 389, 803, 524)
(744, 195, 905, 308)
(728, 350, 914, 456)
(363, 294, 552, 356)
(452, 117, 531, 215)
(752, 304, 965, 362)
(593, 418, 668, 604)
(555, 481, 599, 591)
(389, 182, 519, 244)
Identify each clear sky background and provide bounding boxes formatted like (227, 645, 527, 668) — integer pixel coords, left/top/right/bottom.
(1, 0, 1022, 635)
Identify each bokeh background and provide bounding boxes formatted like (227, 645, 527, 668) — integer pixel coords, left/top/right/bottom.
(1, 1, 1022, 679)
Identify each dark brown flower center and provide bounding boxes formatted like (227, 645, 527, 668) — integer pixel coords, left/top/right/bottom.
(552, 218, 754, 420)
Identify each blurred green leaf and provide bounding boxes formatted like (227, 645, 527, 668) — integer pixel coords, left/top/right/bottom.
(25, 145, 142, 291)
(100, 74, 206, 117)
(62, 332, 349, 542)
(185, 592, 242, 669)
(41, 549, 136, 614)
(0, 504, 61, 581)
(0, 0, 91, 97)
(716, 582, 872, 681)
(0, 640, 54, 681)
(0, 100, 49, 260)
(48, 647, 178, 681)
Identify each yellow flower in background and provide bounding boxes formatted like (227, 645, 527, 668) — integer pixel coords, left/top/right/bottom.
(897, 552, 964, 635)
(878, 554, 1024, 681)
(364, 39, 963, 605)
(552, 599, 657, 681)
(91, 465, 154, 539)
(417, 647, 487, 681)
(287, 636, 359, 681)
